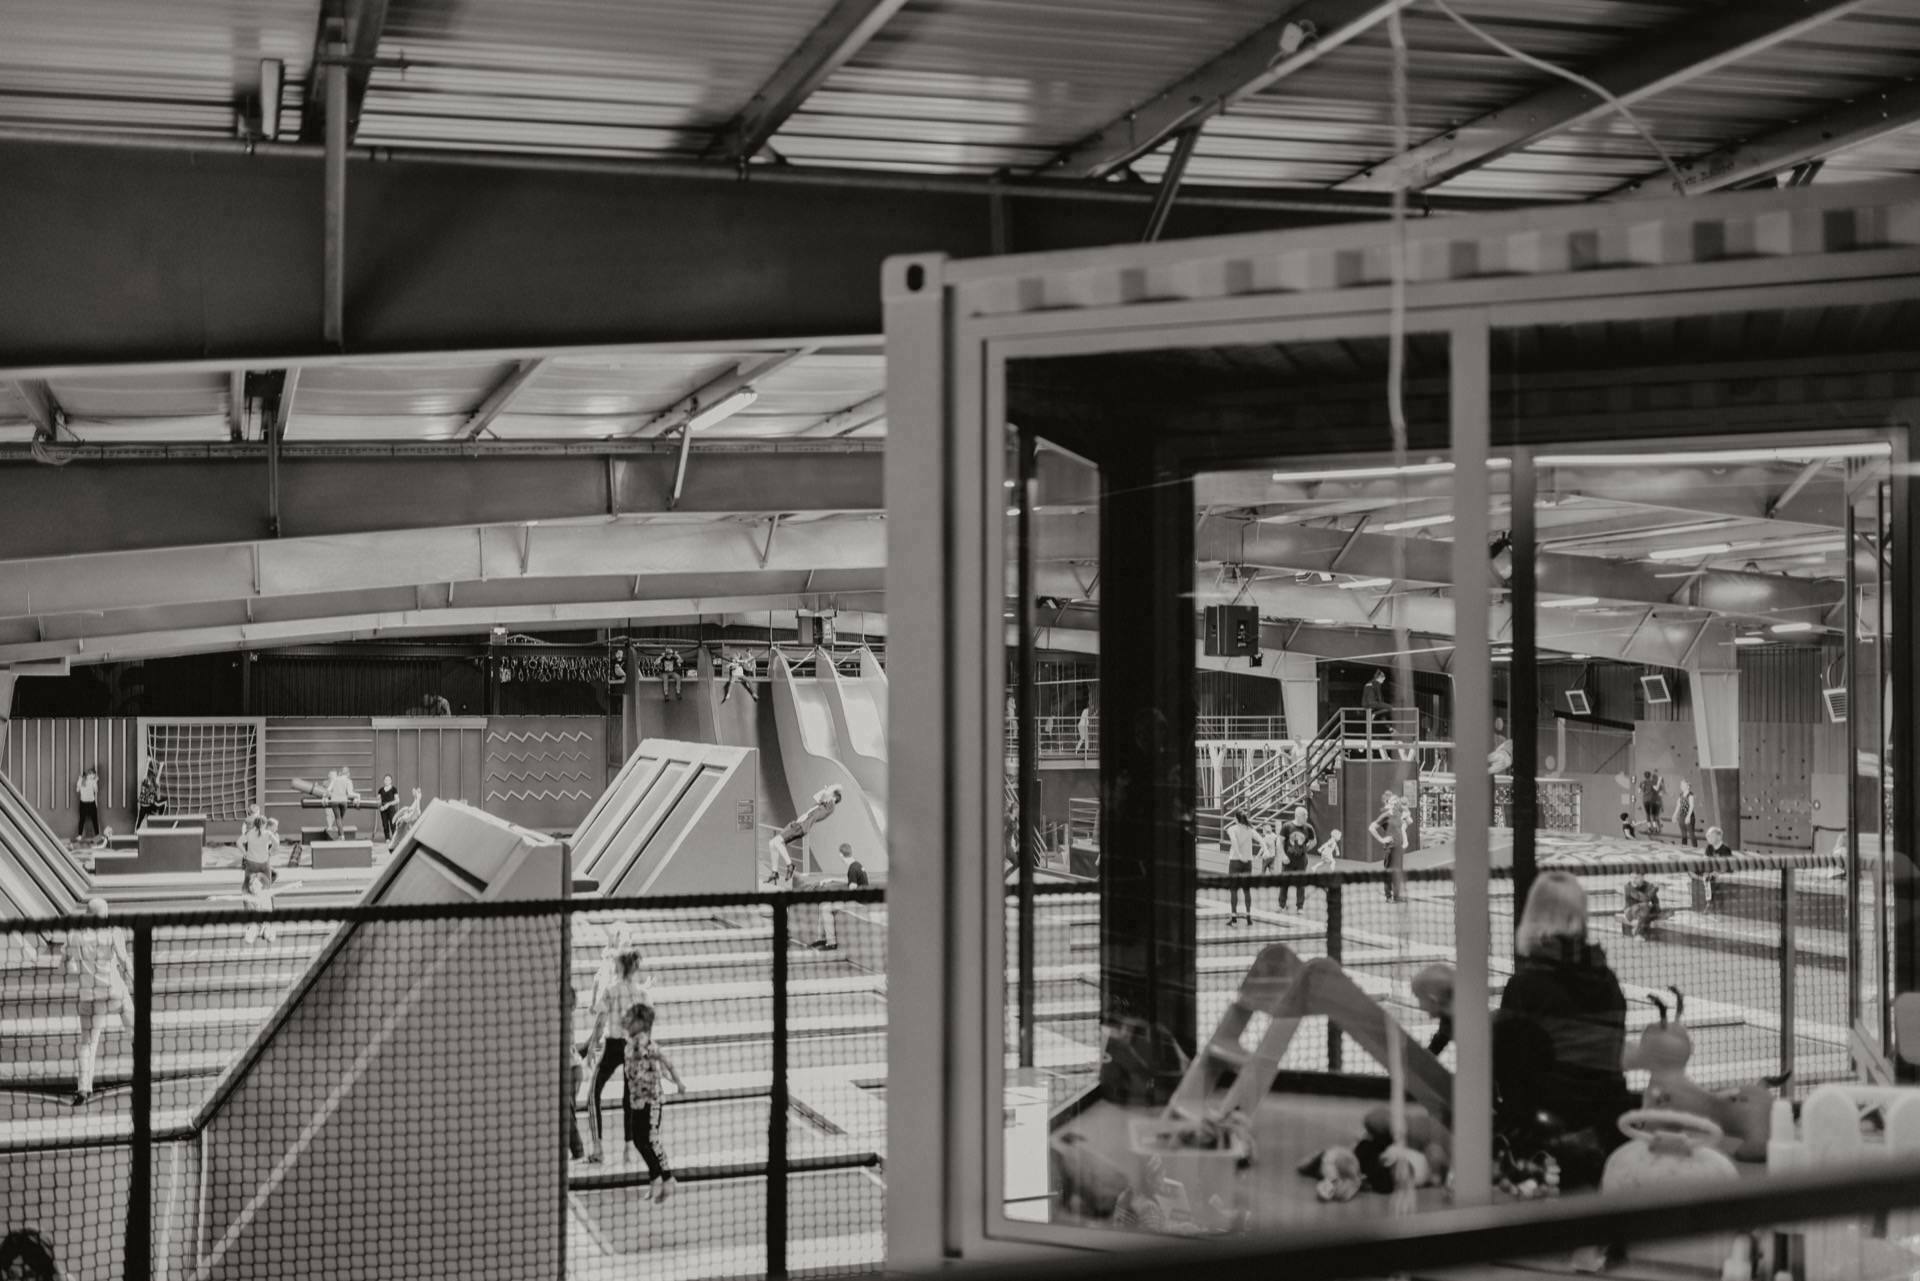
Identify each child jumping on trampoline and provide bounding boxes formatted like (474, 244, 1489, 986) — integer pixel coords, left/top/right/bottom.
(209, 869, 302, 944)
(623, 1001, 683, 1201)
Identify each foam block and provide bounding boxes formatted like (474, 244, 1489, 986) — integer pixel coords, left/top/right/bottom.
(309, 840, 374, 869)
(95, 826, 205, 876)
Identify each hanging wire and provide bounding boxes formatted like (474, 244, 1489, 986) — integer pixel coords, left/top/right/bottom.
(1427, 0, 1691, 197)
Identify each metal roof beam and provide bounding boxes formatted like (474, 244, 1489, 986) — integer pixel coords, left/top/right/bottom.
(0, 590, 885, 669)
(0, 445, 883, 560)
(1039, 0, 1419, 180)
(1337, 0, 1877, 193)
(1612, 75, 1920, 198)
(0, 142, 1479, 370)
(708, 0, 910, 163)
(0, 516, 887, 622)
(299, 0, 393, 144)
(462, 358, 546, 440)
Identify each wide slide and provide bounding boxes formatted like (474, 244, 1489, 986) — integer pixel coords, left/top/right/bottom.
(820, 648, 888, 807)
(858, 646, 888, 730)
(768, 652, 887, 879)
(702, 647, 796, 832)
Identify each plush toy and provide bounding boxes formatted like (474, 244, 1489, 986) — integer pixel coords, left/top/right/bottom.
(1623, 988, 1782, 1161)
(1299, 1106, 1450, 1201)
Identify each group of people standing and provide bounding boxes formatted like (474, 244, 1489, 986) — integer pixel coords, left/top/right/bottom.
(1223, 806, 1321, 922)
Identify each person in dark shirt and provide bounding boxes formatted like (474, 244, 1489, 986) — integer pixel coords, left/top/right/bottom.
(658, 648, 685, 701)
(1278, 805, 1316, 909)
(1496, 871, 1634, 1189)
(377, 775, 400, 843)
(845, 857, 870, 888)
(1619, 874, 1662, 939)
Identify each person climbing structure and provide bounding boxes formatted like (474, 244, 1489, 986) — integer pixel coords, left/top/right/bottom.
(766, 785, 842, 882)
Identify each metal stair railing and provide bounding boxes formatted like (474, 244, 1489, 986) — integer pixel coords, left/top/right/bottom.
(1217, 711, 1344, 818)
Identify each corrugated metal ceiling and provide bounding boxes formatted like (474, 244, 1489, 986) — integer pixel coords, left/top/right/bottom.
(3, 0, 1920, 198)
(0, 351, 887, 444)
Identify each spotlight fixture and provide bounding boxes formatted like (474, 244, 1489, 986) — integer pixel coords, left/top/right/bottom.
(1770, 621, 1816, 634)
(685, 386, 758, 433)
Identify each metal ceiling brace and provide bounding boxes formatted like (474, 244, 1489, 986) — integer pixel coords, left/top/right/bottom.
(1678, 617, 1714, 669)
(797, 392, 885, 437)
(267, 369, 299, 538)
(322, 38, 347, 348)
(670, 422, 697, 509)
(1041, 0, 1420, 178)
(519, 524, 533, 575)
(1769, 458, 1828, 517)
(14, 381, 65, 441)
(1328, 514, 1371, 571)
(760, 514, 782, 568)
(1343, 0, 1876, 193)
(301, 0, 394, 144)
(1142, 127, 1202, 243)
(708, 0, 909, 162)
(1615, 75, 1920, 197)
(462, 358, 546, 440)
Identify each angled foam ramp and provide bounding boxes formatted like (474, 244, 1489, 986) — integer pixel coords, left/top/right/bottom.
(569, 739, 759, 895)
(188, 800, 568, 1280)
(0, 769, 88, 921)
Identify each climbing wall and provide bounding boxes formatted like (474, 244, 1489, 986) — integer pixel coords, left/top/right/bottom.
(483, 715, 607, 832)
(1743, 721, 1817, 849)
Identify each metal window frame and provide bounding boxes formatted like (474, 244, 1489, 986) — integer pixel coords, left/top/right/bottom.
(886, 178, 1920, 1266)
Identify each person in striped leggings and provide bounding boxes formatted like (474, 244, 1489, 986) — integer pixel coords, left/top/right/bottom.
(623, 1002, 683, 1202)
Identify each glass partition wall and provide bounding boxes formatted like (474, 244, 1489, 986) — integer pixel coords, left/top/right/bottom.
(886, 183, 1920, 1266)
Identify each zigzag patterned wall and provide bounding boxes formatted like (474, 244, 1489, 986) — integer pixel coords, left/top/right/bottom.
(483, 718, 607, 832)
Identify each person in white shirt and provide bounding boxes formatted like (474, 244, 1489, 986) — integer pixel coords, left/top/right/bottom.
(236, 809, 279, 889)
(578, 942, 652, 1163)
(1076, 704, 1093, 754)
(64, 898, 131, 1107)
(1226, 812, 1256, 925)
(74, 766, 100, 840)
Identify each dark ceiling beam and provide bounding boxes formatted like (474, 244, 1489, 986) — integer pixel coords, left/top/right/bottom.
(708, 0, 909, 163)
(0, 446, 884, 561)
(1612, 75, 1920, 198)
(0, 140, 1424, 371)
(462, 358, 546, 440)
(1038, 0, 1419, 179)
(13, 381, 64, 441)
(299, 0, 393, 144)
(1337, 0, 1878, 193)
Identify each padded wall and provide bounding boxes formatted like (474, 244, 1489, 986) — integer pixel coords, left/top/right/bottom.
(483, 715, 607, 831)
(371, 716, 485, 812)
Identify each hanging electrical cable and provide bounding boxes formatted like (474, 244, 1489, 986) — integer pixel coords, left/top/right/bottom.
(1427, 0, 1691, 197)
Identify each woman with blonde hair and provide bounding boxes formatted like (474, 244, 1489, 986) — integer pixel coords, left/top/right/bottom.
(1496, 871, 1634, 1187)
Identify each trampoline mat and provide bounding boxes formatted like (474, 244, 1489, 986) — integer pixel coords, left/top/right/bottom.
(576, 1167, 882, 1255)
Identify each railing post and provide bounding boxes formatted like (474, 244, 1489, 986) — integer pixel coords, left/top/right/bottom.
(128, 922, 154, 1281)
(1780, 867, 1797, 1081)
(769, 899, 790, 1279)
(1326, 881, 1344, 1073)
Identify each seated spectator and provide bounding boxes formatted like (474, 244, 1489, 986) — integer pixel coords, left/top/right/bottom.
(1496, 871, 1634, 1188)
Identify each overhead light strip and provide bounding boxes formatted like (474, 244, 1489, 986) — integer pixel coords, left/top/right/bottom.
(1271, 459, 1513, 483)
(1538, 442, 1890, 468)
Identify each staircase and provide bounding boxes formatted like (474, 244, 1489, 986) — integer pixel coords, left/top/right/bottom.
(263, 718, 375, 834)
(1218, 707, 1418, 827)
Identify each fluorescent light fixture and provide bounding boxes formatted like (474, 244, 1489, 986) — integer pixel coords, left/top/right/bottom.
(1375, 513, 1455, 532)
(1540, 595, 1600, 609)
(1539, 442, 1889, 467)
(1647, 543, 1732, 561)
(1006, 507, 1020, 517)
(686, 386, 758, 433)
(1770, 621, 1816, 634)
(1492, 653, 1512, 662)
(1311, 618, 1336, 625)
(1734, 634, 1765, 645)
(1337, 577, 1393, 590)
(1271, 459, 1513, 484)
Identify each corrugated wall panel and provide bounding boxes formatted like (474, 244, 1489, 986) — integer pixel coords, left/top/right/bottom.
(1739, 647, 1825, 724)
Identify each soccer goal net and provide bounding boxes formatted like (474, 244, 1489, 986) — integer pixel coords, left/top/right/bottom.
(138, 718, 266, 822)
